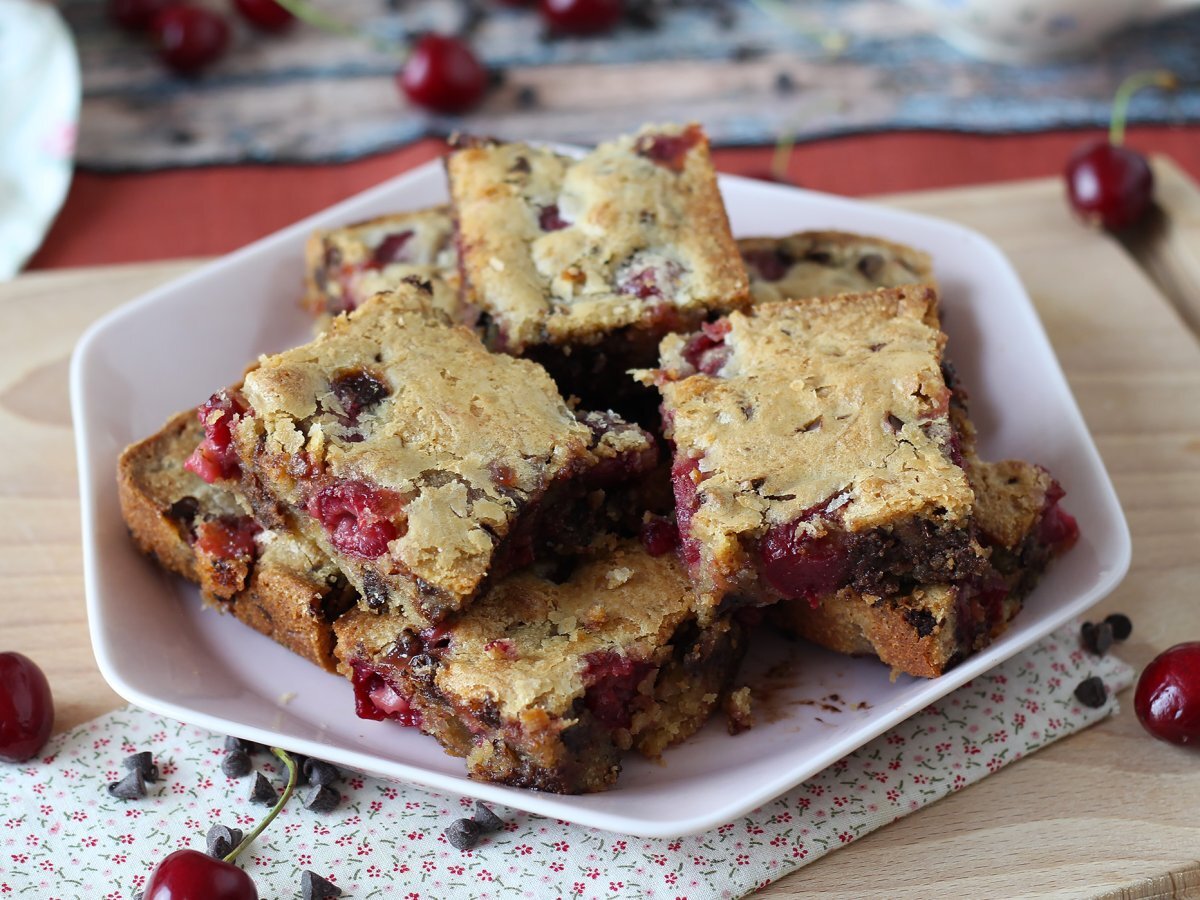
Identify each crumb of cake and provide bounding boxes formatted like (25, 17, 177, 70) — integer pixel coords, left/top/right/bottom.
(724, 686, 754, 735)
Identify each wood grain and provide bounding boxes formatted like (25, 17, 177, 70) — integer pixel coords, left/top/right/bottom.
(3, 169, 1200, 897)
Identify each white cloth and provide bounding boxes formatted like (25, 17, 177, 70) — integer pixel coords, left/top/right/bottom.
(0, 0, 80, 279)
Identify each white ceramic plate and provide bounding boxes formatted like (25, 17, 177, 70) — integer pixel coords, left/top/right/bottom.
(71, 160, 1131, 838)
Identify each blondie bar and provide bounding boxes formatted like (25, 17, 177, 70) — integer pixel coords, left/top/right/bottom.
(334, 539, 744, 793)
(118, 408, 354, 672)
(446, 123, 749, 356)
(303, 206, 463, 320)
(638, 286, 987, 617)
(769, 454, 1079, 677)
(738, 231, 934, 305)
(226, 284, 658, 624)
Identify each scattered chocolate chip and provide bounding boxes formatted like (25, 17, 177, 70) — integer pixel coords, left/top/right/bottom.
(445, 817, 481, 850)
(224, 736, 261, 755)
(774, 71, 796, 94)
(473, 801, 502, 833)
(248, 772, 277, 806)
(122, 751, 159, 783)
(206, 823, 244, 859)
(1105, 613, 1133, 641)
(514, 85, 539, 110)
(301, 870, 343, 900)
(303, 783, 340, 813)
(1074, 676, 1108, 708)
(303, 758, 341, 787)
(732, 43, 765, 62)
(107, 769, 146, 801)
(1081, 620, 1114, 656)
(221, 749, 252, 778)
(626, 5, 659, 28)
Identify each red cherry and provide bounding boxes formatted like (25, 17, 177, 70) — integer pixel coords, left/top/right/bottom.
(151, 5, 231, 75)
(108, 0, 171, 32)
(1135, 642, 1200, 747)
(539, 0, 623, 35)
(231, 0, 293, 31)
(398, 35, 487, 114)
(1064, 141, 1152, 231)
(1064, 70, 1175, 232)
(144, 849, 258, 900)
(0, 652, 54, 763)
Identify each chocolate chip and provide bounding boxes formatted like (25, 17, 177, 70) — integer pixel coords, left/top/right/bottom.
(904, 608, 937, 638)
(515, 85, 539, 110)
(362, 570, 390, 613)
(473, 801, 502, 833)
(331, 369, 390, 422)
(401, 274, 433, 295)
(445, 817, 480, 850)
(206, 823, 244, 859)
(773, 71, 796, 94)
(1074, 676, 1108, 708)
(224, 736, 261, 755)
(1081, 620, 1114, 656)
(221, 749, 252, 778)
(303, 758, 341, 787)
(300, 870, 343, 900)
(107, 769, 146, 801)
(857, 253, 884, 279)
(303, 783, 340, 813)
(248, 772, 277, 806)
(122, 751, 159, 783)
(1105, 613, 1133, 641)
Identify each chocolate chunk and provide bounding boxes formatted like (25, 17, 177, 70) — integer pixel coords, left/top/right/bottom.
(515, 85, 539, 110)
(303, 783, 340, 813)
(473, 801, 502, 833)
(248, 772, 277, 806)
(107, 769, 146, 801)
(301, 870, 343, 900)
(362, 570, 390, 613)
(224, 735, 262, 755)
(221, 749, 252, 778)
(1074, 676, 1107, 708)
(904, 608, 937, 638)
(206, 823, 244, 859)
(1105, 613, 1133, 641)
(445, 817, 480, 850)
(303, 758, 341, 787)
(1081, 620, 1114, 656)
(857, 253, 884, 279)
(122, 751, 159, 783)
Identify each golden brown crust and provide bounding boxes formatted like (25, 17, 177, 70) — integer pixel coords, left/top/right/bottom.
(447, 123, 750, 352)
(739, 231, 934, 305)
(303, 206, 462, 319)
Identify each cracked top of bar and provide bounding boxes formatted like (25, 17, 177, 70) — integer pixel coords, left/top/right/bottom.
(447, 122, 750, 353)
(233, 284, 654, 622)
(643, 285, 975, 552)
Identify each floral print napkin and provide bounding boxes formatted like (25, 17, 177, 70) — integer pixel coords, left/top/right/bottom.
(0, 623, 1131, 899)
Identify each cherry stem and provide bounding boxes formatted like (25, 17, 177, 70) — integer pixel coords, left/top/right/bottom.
(770, 129, 795, 184)
(222, 748, 298, 865)
(1109, 70, 1177, 147)
(270, 0, 401, 57)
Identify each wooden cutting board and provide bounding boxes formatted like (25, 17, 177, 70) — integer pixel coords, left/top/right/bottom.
(3, 159, 1199, 900)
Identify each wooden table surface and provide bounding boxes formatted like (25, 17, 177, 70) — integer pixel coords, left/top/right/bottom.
(3, 160, 1200, 899)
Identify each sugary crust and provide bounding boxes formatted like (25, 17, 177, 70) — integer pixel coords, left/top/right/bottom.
(117, 409, 349, 672)
(645, 287, 973, 585)
(771, 456, 1059, 678)
(303, 207, 463, 319)
(447, 123, 750, 352)
(235, 285, 651, 621)
(334, 540, 743, 792)
(738, 231, 934, 305)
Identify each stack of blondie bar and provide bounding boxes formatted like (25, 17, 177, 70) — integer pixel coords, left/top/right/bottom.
(118, 123, 1078, 793)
